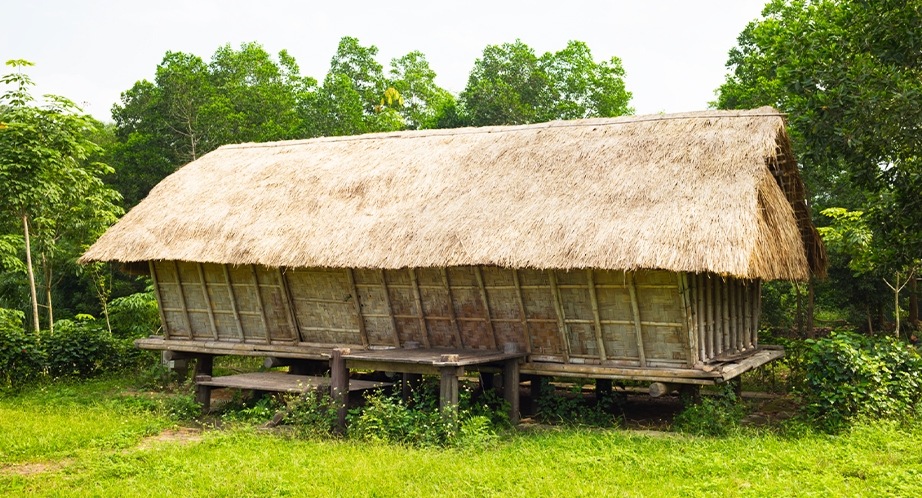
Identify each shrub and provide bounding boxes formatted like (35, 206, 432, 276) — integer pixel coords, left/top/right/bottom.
(535, 380, 621, 427)
(0, 308, 45, 388)
(673, 384, 745, 437)
(109, 290, 160, 339)
(43, 317, 117, 378)
(283, 388, 338, 438)
(800, 331, 922, 429)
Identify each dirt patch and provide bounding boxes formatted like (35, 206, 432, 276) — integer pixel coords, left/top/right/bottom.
(136, 427, 204, 450)
(0, 460, 69, 476)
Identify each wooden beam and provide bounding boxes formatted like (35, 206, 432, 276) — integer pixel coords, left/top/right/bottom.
(148, 262, 169, 338)
(649, 382, 681, 397)
(346, 268, 369, 349)
(440, 268, 464, 348)
(171, 261, 194, 339)
(439, 366, 462, 418)
(586, 270, 608, 361)
(626, 272, 647, 368)
(547, 270, 571, 363)
(249, 265, 271, 345)
(512, 269, 532, 354)
(380, 270, 401, 348)
(196, 263, 219, 340)
(408, 269, 431, 348)
(678, 273, 696, 367)
(330, 348, 350, 433)
(222, 264, 245, 341)
(277, 268, 300, 343)
(473, 266, 498, 350)
(503, 358, 520, 423)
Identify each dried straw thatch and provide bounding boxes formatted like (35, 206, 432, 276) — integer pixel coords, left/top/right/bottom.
(82, 107, 826, 281)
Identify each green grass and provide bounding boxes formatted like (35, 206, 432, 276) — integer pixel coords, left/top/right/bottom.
(2, 378, 921, 497)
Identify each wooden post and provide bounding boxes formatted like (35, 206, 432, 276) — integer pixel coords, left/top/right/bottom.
(440, 268, 464, 348)
(503, 358, 520, 423)
(736, 279, 745, 351)
(743, 281, 752, 349)
(439, 366, 461, 418)
(728, 278, 737, 353)
(346, 269, 369, 348)
(222, 264, 245, 340)
(171, 261, 194, 339)
(196, 263, 219, 340)
(380, 270, 401, 348)
(626, 272, 647, 367)
(330, 348, 350, 433)
(547, 271, 571, 363)
(277, 268, 300, 343)
(587, 270, 608, 361)
(193, 355, 214, 414)
(511, 269, 533, 354)
(148, 262, 169, 337)
(696, 273, 706, 362)
(408, 269, 431, 348)
(474, 266, 498, 350)
(722, 278, 730, 355)
(678, 273, 696, 367)
(714, 277, 723, 355)
(706, 274, 715, 360)
(754, 281, 761, 347)
(249, 265, 271, 344)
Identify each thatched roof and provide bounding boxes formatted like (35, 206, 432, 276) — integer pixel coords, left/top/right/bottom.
(82, 107, 826, 281)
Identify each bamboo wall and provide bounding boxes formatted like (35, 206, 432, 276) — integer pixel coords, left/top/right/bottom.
(150, 262, 761, 369)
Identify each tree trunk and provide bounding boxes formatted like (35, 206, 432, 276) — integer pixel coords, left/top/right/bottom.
(866, 304, 873, 335)
(806, 277, 815, 339)
(22, 214, 40, 333)
(794, 283, 803, 338)
(909, 276, 919, 330)
(42, 252, 54, 334)
(894, 273, 901, 338)
(878, 303, 885, 334)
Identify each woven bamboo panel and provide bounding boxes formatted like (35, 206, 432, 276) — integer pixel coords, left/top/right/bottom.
(256, 268, 295, 342)
(352, 281, 395, 346)
(596, 285, 638, 359)
(152, 261, 183, 338)
(287, 268, 361, 345)
(176, 262, 212, 339)
(518, 269, 560, 355)
(635, 271, 685, 362)
(201, 264, 238, 340)
(417, 268, 457, 347)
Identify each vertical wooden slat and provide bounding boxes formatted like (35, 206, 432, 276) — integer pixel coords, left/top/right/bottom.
(678, 273, 696, 367)
(706, 274, 715, 359)
(743, 280, 752, 350)
(754, 280, 761, 348)
(440, 268, 463, 348)
(473, 266, 498, 350)
(222, 264, 245, 341)
(715, 278, 724, 355)
(171, 261, 194, 339)
(277, 268, 300, 343)
(408, 269, 431, 348)
(720, 278, 732, 353)
(626, 272, 647, 368)
(586, 270, 608, 361)
(249, 265, 271, 345)
(346, 268, 369, 349)
(512, 269, 533, 354)
(728, 278, 737, 353)
(148, 262, 169, 337)
(736, 279, 745, 351)
(196, 263, 218, 340)
(380, 270, 401, 348)
(547, 270, 571, 363)
(696, 273, 706, 362)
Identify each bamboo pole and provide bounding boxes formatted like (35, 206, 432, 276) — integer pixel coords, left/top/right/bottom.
(742, 280, 751, 349)
(547, 271, 571, 363)
(276, 268, 300, 342)
(148, 262, 169, 337)
(474, 266, 498, 350)
(222, 265, 245, 341)
(249, 265, 271, 344)
(346, 269, 369, 348)
(408, 269, 430, 348)
(754, 280, 761, 348)
(439, 268, 464, 348)
(716, 278, 726, 355)
(626, 272, 647, 368)
(678, 273, 696, 367)
(196, 263, 219, 340)
(380, 270, 401, 348)
(696, 273, 705, 362)
(728, 278, 737, 353)
(587, 270, 608, 361)
(171, 261, 194, 339)
(706, 274, 715, 359)
(736, 279, 745, 351)
(512, 269, 533, 354)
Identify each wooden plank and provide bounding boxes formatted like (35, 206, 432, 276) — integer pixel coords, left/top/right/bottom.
(277, 268, 300, 343)
(249, 265, 271, 345)
(586, 270, 608, 361)
(728, 278, 737, 353)
(696, 273, 706, 362)
(196, 263, 219, 340)
(713, 277, 723, 354)
(222, 264, 245, 340)
(511, 269, 533, 354)
(626, 271, 647, 368)
(678, 273, 696, 367)
(719, 347, 784, 381)
(171, 261, 194, 339)
(408, 269, 431, 348)
(346, 268, 369, 349)
(722, 278, 731, 353)
(547, 270, 571, 363)
(520, 362, 718, 383)
(473, 266, 499, 350)
(754, 280, 761, 348)
(197, 371, 389, 392)
(440, 267, 464, 348)
(148, 262, 169, 338)
(706, 274, 715, 359)
(379, 270, 401, 348)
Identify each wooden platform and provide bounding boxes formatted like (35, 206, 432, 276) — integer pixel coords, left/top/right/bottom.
(196, 372, 390, 393)
(344, 347, 526, 375)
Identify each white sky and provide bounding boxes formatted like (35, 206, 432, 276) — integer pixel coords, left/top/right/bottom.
(2, 0, 767, 121)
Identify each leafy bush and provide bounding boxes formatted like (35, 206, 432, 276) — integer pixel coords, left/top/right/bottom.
(535, 380, 621, 427)
(283, 388, 338, 438)
(348, 389, 458, 447)
(801, 331, 922, 429)
(109, 290, 160, 339)
(673, 384, 745, 437)
(163, 383, 202, 420)
(43, 317, 117, 378)
(0, 308, 45, 388)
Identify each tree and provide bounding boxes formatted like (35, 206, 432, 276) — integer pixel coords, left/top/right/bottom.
(389, 51, 455, 130)
(0, 60, 122, 332)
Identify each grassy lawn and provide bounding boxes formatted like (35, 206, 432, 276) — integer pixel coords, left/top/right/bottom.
(1, 378, 921, 497)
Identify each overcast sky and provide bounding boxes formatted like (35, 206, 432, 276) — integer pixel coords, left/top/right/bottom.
(3, 0, 767, 121)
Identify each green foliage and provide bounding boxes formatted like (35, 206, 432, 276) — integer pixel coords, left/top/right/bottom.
(673, 385, 746, 437)
(535, 380, 621, 427)
(161, 383, 202, 421)
(348, 387, 459, 447)
(800, 331, 922, 429)
(43, 317, 117, 378)
(283, 388, 338, 438)
(108, 289, 160, 339)
(0, 308, 44, 388)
